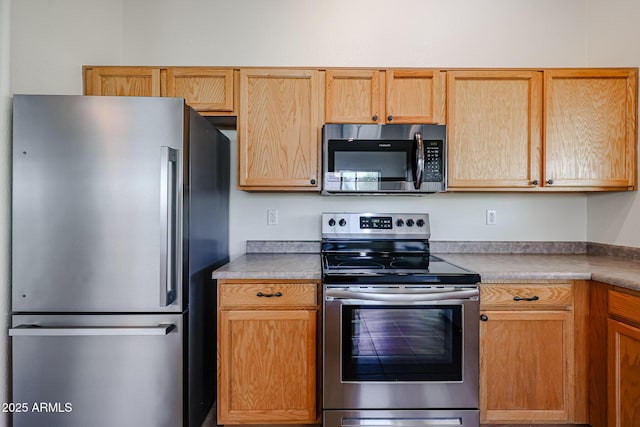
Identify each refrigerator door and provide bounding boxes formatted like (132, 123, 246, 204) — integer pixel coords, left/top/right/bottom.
(12, 95, 185, 312)
(10, 313, 184, 427)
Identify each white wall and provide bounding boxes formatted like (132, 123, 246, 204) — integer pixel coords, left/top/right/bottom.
(585, 0, 640, 247)
(1, 1, 11, 425)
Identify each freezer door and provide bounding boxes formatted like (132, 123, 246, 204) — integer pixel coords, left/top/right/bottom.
(12, 95, 185, 312)
(10, 314, 184, 427)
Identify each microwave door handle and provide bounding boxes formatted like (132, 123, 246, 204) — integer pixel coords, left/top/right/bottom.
(414, 132, 424, 190)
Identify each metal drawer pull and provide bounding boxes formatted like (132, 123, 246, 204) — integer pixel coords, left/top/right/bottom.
(256, 291, 283, 298)
(513, 295, 539, 302)
(9, 324, 175, 336)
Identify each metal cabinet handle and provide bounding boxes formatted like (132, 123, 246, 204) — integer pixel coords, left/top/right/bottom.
(372, 115, 379, 121)
(546, 179, 554, 185)
(256, 291, 283, 298)
(532, 180, 539, 186)
(310, 178, 316, 185)
(480, 314, 489, 322)
(160, 146, 178, 307)
(513, 295, 539, 302)
(9, 324, 175, 336)
(387, 115, 394, 121)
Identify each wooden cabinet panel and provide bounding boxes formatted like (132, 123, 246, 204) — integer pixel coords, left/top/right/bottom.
(446, 70, 542, 189)
(325, 69, 383, 123)
(480, 309, 574, 423)
(480, 282, 572, 308)
(165, 67, 235, 114)
(217, 280, 320, 424)
(238, 69, 321, 190)
(608, 318, 640, 427)
(544, 69, 638, 190)
(219, 282, 317, 309)
(218, 309, 316, 423)
(386, 69, 442, 123)
(84, 66, 161, 97)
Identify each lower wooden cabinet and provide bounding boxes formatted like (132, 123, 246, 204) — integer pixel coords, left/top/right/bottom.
(479, 281, 588, 424)
(608, 290, 640, 427)
(217, 280, 320, 425)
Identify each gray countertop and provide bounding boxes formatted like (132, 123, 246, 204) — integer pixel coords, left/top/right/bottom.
(212, 252, 640, 292)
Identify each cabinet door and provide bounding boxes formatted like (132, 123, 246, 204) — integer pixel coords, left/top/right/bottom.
(608, 318, 640, 427)
(218, 310, 316, 424)
(447, 70, 542, 189)
(480, 310, 574, 423)
(386, 69, 442, 124)
(325, 69, 384, 123)
(238, 69, 321, 190)
(165, 68, 235, 114)
(84, 66, 161, 97)
(544, 69, 638, 190)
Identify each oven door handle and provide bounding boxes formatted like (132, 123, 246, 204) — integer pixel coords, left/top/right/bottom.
(325, 288, 479, 302)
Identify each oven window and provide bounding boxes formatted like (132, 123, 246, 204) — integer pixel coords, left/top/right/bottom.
(341, 305, 462, 382)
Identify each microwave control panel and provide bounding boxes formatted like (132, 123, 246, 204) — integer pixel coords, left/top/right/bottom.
(424, 140, 444, 182)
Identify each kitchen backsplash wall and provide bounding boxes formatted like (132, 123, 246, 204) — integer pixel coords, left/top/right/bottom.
(223, 131, 588, 259)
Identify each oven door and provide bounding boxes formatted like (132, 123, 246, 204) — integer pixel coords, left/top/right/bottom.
(323, 286, 479, 410)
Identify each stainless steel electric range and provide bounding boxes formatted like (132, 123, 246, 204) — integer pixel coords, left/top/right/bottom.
(322, 213, 481, 427)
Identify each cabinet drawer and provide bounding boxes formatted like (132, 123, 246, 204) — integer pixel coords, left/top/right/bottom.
(609, 290, 640, 326)
(481, 283, 573, 308)
(219, 282, 317, 309)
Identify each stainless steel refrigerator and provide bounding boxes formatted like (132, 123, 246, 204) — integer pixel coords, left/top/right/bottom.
(9, 95, 230, 427)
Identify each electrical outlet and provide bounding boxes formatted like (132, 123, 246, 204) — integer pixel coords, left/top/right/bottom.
(486, 209, 497, 225)
(267, 209, 279, 225)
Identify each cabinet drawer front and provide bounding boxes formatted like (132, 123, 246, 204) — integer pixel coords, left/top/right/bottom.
(219, 283, 317, 309)
(481, 283, 573, 308)
(609, 290, 640, 326)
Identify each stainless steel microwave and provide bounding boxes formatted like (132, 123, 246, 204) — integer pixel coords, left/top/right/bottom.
(322, 124, 447, 195)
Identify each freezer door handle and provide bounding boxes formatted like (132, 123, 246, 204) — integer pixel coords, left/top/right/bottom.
(160, 146, 178, 307)
(9, 324, 176, 336)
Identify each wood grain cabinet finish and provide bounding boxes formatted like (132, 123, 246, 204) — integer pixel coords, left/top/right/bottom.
(217, 280, 319, 425)
(324, 69, 443, 124)
(238, 68, 322, 191)
(544, 69, 638, 191)
(83, 66, 237, 116)
(480, 281, 588, 424)
(165, 67, 235, 115)
(608, 290, 640, 427)
(83, 66, 161, 97)
(446, 70, 542, 189)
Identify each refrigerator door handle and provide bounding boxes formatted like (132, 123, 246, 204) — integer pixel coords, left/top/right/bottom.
(9, 324, 176, 336)
(160, 146, 178, 307)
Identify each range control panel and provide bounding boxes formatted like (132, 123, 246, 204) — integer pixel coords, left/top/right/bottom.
(322, 213, 430, 239)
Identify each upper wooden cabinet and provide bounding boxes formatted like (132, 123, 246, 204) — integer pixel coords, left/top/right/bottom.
(83, 66, 237, 116)
(544, 69, 638, 190)
(447, 68, 638, 192)
(324, 69, 443, 124)
(84, 66, 161, 97)
(238, 68, 322, 190)
(446, 70, 542, 189)
(165, 67, 235, 115)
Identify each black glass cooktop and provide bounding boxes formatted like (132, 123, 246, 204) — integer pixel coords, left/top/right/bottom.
(322, 253, 481, 285)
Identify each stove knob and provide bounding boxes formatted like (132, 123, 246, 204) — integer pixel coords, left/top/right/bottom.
(396, 219, 404, 227)
(406, 219, 415, 227)
(416, 219, 425, 227)
(328, 218, 336, 227)
(339, 218, 347, 227)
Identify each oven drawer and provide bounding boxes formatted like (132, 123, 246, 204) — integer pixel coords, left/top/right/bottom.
(480, 282, 573, 308)
(219, 281, 318, 309)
